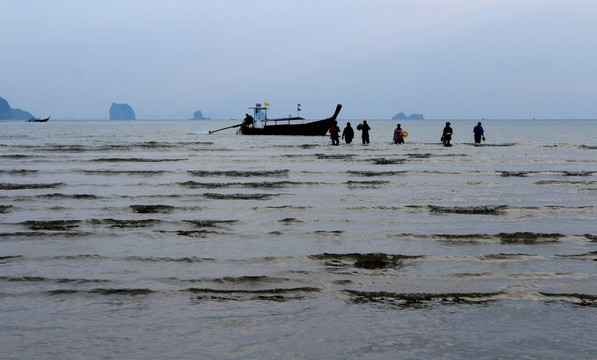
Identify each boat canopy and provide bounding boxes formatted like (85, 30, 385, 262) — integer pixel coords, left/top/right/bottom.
(249, 104, 304, 124)
(249, 104, 269, 120)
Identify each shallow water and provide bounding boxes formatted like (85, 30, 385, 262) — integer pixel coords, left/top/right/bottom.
(1, 119, 596, 359)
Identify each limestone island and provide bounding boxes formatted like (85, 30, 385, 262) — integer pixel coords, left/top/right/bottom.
(192, 110, 210, 120)
(0, 96, 34, 120)
(109, 103, 136, 120)
(392, 112, 424, 120)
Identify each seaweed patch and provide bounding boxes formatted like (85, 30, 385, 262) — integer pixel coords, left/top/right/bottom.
(428, 205, 508, 215)
(346, 290, 502, 307)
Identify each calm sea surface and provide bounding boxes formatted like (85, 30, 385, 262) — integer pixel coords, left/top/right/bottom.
(1, 118, 596, 359)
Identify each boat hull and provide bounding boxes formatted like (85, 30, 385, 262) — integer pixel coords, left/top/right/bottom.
(239, 118, 334, 136)
(28, 117, 50, 122)
(238, 104, 342, 136)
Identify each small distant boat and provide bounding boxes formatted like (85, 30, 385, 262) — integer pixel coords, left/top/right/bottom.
(28, 116, 50, 122)
(209, 104, 342, 136)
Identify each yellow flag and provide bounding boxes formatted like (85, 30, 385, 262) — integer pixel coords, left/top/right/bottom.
(264, 102, 270, 107)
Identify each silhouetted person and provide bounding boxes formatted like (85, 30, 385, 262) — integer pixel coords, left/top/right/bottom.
(243, 113, 254, 127)
(329, 121, 340, 145)
(342, 122, 354, 144)
(473, 122, 485, 144)
(442, 122, 453, 146)
(393, 124, 404, 144)
(358, 120, 371, 144)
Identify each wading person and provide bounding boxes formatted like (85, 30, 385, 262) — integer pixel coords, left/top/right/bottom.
(473, 122, 485, 144)
(329, 121, 340, 145)
(358, 120, 371, 144)
(442, 122, 453, 146)
(342, 122, 354, 144)
(393, 124, 404, 144)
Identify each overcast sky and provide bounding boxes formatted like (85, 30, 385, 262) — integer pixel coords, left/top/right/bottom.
(2, 0, 596, 119)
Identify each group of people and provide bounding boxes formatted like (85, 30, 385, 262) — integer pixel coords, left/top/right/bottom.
(328, 120, 371, 145)
(329, 121, 487, 146)
(441, 121, 485, 146)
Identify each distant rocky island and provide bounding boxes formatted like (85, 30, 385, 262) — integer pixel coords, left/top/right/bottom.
(192, 110, 210, 120)
(0, 96, 34, 120)
(109, 103, 136, 120)
(392, 112, 424, 120)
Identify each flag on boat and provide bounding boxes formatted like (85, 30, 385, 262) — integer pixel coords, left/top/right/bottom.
(297, 103, 301, 111)
(264, 102, 270, 107)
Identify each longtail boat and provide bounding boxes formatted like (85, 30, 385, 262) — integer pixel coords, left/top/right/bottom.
(209, 104, 342, 136)
(28, 117, 50, 122)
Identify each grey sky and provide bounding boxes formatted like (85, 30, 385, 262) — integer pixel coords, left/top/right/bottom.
(2, 0, 596, 119)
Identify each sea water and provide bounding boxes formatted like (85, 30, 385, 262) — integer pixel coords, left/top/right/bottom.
(1, 119, 596, 359)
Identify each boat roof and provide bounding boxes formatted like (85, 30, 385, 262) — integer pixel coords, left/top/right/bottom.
(261, 116, 304, 122)
(249, 105, 303, 122)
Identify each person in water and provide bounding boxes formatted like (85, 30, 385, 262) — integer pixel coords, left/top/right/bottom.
(342, 122, 354, 144)
(358, 120, 371, 144)
(328, 121, 340, 145)
(393, 124, 404, 144)
(442, 122, 453, 146)
(473, 122, 485, 144)
(243, 113, 254, 127)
